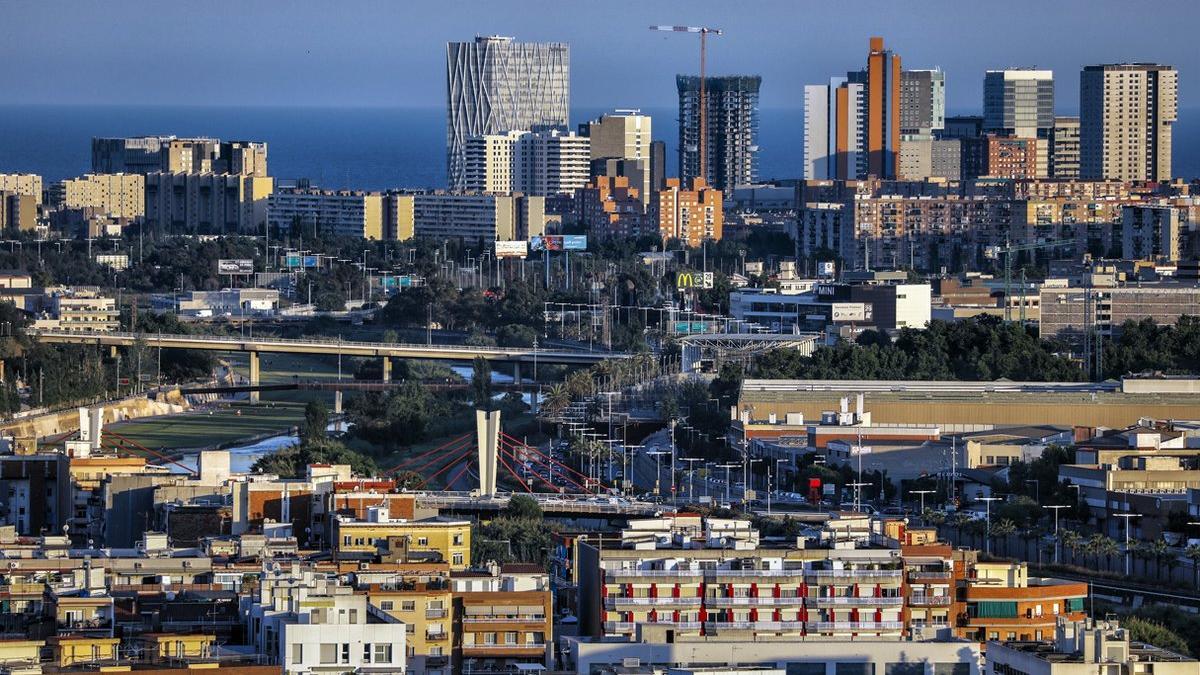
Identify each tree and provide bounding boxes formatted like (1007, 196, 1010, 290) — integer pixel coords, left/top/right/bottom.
(302, 400, 329, 442)
(504, 494, 544, 520)
(1185, 544, 1200, 589)
(251, 438, 378, 478)
(471, 357, 493, 410)
(541, 383, 571, 419)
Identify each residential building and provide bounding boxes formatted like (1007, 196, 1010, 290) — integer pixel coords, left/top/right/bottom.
(32, 288, 120, 333)
(268, 187, 384, 239)
(576, 176, 650, 239)
(512, 127, 591, 196)
(656, 177, 722, 245)
(0, 454, 71, 536)
(1, 192, 38, 231)
(144, 172, 274, 234)
(957, 562, 1087, 643)
(983, 70, 1055, 177)
(986, 619, 1200, 675)
(650, 139, 667, 192)
(384, 191, 417, 241)
(412, 192, 545, 242)
(941, 115, 984, 140)
(366, 568, 453, 674)
(92, 136, 268, 176)
(1080, 64, 1178, 181)
(331, 509, 472, 568)
(901, 68, 946, 138)
(1122, 204, 1187, 262)
(153, 288, 281, 318)
(58, 173, 145, 220)
(446, 36, 570, 190)
(804, 77, 866, 180)
(677, 74, 761, 190)
(0, 173, 43, 204)
(585, 110, 653, 200)
(452, 564, 553, 674)
(1051, 117, 1081, 179)
(865, 36, 902, 178)
(462, 131, 520, 193)
(1039, 283, 1200, 345)
(986, 136, 1039, 180)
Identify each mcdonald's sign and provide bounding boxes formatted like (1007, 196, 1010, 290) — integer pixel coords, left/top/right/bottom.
(676, 271, 714, 290)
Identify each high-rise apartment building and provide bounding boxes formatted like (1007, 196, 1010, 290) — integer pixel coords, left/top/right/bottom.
(900, 69, 945, 138)
(1080, 63, 1178, 182)
(1050, 116, 1081, 179)
(985, 136, 1039, 180)
(1122, 204, 1187, 262)
(585, 111, 653, 200)
(575, 176, 650, 240)
(804, 78, 865, 180)
(91, 136, 267, 176)
(59, 174, 145, 220)
(865, 37, 901, 178)
(462, 128, 590, 196)
(144, 173, 273, 234)
(677, 75, 761, 191)
(445, 36, 570, 191)
(656, 177, 722, 246)
(412, 193, 545, 242)
(983, 70, 1055, 177)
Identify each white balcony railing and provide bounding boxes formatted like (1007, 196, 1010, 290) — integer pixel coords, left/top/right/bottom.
(808, 569, 904, 579)
(606, 596, 701, 608)
(705, 596, 806, 607)
(809, 596, 904, 607)
(909, 595, 953, 606)
(811, 621, 904, 632)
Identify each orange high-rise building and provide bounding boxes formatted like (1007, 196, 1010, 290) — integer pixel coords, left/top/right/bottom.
(866, 36, 901, 178)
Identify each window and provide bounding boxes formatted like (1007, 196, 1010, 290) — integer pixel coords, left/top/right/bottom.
(453, 553, 464, 565)
(373, 644, 392, 663)
(934, 664, 970, 675)
(340, 643, 350, 664)
(380, 601, 394, 611)
(319, 643, 337, 664)
(505, 632, 518, 645)
(291, 644, 303, 664)
(402, 601, 415, 611)
(484, 633, 497, 645)
(418, 537, 429, 546)
(429, 646, 443, 657)
(836, 664, 874, 675)
(887, 664, 924, 675)
(453, 533, 464, 545)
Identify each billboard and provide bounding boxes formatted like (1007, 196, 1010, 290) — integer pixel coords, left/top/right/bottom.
(817, 261, 836, 277)
(285, 254, 320, 268)
(494, 240, 529, 258)
(676, 271, 714, 290)
(217, 259, 254, 275)
(380, 275, 418, 290)
(530, 235, 587, 251)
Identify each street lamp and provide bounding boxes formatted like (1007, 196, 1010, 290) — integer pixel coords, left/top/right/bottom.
(745, 458, 762, 503)
(1114, 512, 1138, 576)
(1025, 479, 1040, 504)
(680, 458, 703, 502)
(1043, 505, 1070, 564)
(717, 463, 739, 504)
(909, 489, 936, 525)
(646, 451, 669, 497)
(979, 496, 1002, 556)
(849, 481, 872, 513)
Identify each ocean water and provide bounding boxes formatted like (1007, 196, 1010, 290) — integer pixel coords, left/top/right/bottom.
(0, 104, 1196, 189)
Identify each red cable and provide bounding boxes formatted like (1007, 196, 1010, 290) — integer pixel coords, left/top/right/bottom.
(495, 448, 532, 493)
(424, 445, 476, 484)
(404, 436, 474, 476)
(500, 434, 603, 490)
(443, 462, 472, 491)
(500, 444, 591, 494)
(384, 432, 474, 474)
(105, 430, 197, 475)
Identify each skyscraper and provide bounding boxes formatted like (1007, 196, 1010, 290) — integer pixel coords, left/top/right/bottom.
(586, 111, 653, 200)
(983, 70, 1054, 176)
(677, 75, 760, 191)
(1080, 63, 1177, 182)
(900, 69, 945, 138)
(803, 77, 864, 180)
(445, 36, 570, 191)
(865, 37, 901, 178)
(1050, 116, 1080, 179)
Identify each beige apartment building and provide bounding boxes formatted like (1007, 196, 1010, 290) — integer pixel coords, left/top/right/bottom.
(0, 174, 43, 205)
(657, 177, 722, 246)
(0, 193, 38, 231)
(268, 188, 384, 239)
(412, 193, 545, 242)
(59, 174, 145, 220)
(144, 172, 273, 233)
(1080, 63, 1177, 181)
(587, 111, 653, 199)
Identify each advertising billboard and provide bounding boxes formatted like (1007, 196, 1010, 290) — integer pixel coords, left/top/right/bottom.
(217, 259, 254, 275)
(494, 240, 529, 258)
(285, 254, 320, 269)
(817, 261, 836, 277)
(530, 235, 587, 252)
(675, 271, 715, 290)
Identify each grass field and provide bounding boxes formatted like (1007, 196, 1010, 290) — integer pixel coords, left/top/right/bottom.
(109, 402, 306, 451)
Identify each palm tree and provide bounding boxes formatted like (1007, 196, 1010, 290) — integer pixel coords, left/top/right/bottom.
(1183, 544, 1200, 589)
(1061, 530, 1084, 566)
(1131, 540, 1154, 578)
(541, 383, 571, 419)
(1148, 539, 1171, 581)
(923, 508, 946, 529)
(991, 518, 1018, 557)
(1087, 534, 1119, 572)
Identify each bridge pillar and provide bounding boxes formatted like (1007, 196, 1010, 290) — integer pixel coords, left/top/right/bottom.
(475, 409, 500, 498)
(109, 345, 119, 359)
(381, 357, 392, 383)
(248, 352, 260, 404)
(512, 362, 521, 385)
(334, 390, 343, 414)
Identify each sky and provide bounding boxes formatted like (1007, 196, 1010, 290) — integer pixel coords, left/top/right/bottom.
(2, 0, 1197, 113)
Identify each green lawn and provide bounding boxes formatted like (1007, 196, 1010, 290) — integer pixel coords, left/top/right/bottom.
(109, 402, 306, 452)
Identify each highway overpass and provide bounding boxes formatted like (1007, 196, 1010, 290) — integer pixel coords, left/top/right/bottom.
(30, 329, 628, 401)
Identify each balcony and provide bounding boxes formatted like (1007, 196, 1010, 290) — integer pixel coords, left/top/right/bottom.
(607, 568, 703, 579)
(709, 569, 806, 579)
(808, 596, 904, 607)
(705, 620, 807, 632)
(426, 631, 449, 641)
(462, 643, 546, 654)
(462, 615, 547, 624)
(606, 596, 701, 608)
(908, 570, 953, 581)
(811, 621, 904, 632)
(604, 621, 635, 633)
(426, 608, 448, 619)
(807, 569, 903, 581)
(909, 595, 953, 606)
(706, 596, 805, 607)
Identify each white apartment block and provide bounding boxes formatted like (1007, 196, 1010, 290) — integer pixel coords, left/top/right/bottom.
(1080, 64, 1177, 182)
(461, 128, 590, 196)
(268, 188, 384, 239)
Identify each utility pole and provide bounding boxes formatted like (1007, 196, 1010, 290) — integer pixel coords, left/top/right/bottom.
(1044, 505, 1069, 564)
(979, 496, 1002, 556)
(650, 25, 722, 181)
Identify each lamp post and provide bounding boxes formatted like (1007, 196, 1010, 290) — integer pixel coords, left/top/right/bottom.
(1025, 479, 1040, 504)
(849, 481, 871, 513)
(909, 489, 935, 525)
(647, 451, 668, 498)
(1114, 512, 1138, 576)
(774, 458, 788, 499)
(1043, 505, 1069, 564)
(745, 458, 762, 503)
(681, 458, 702, 502)
(979, 496, 1002, 556)
(718, 463, 739, 504)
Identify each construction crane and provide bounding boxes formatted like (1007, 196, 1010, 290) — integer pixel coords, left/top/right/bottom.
(650, 25, 722, 182)
(983, 237, 1075, 321)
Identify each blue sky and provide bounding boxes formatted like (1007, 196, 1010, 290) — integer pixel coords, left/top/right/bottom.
(2, 0, 1195, 112)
